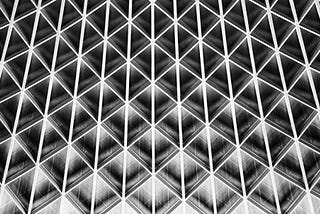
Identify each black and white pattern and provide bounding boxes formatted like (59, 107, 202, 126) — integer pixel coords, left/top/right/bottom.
(0, 0, 320, 213)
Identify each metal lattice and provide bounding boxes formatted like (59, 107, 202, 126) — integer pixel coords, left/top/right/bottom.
(0, 0, 320, 213)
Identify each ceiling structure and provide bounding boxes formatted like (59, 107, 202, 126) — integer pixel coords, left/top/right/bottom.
(0, 0, 320, 213)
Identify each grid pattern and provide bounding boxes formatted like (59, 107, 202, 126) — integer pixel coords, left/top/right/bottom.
(0, 0, 320, 213)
